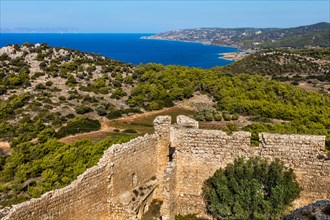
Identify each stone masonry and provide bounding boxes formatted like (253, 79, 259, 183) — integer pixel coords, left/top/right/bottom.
(3, 115, 329, 220)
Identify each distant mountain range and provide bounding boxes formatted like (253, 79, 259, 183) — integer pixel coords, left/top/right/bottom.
(143, 22, 330, 50)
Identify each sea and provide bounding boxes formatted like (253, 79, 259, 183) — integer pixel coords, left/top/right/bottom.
(0, 33, 239, 68)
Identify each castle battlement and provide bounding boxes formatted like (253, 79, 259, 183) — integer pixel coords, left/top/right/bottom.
(4, 116, 329, 220)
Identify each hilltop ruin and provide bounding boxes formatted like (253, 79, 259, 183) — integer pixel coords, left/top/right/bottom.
(3, 115, 329, 220)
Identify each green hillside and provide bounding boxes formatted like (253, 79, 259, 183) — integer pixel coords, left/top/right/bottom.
(0, 44, 329, 208)
(224, 48, 330, 94)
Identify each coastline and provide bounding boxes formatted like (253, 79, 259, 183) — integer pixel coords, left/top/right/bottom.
(140, 36, 237, 49)
(141, 36, 253, 62)
(219, 51, 252, 61)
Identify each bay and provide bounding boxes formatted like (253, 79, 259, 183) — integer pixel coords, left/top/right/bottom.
(0, 33, 238, 68)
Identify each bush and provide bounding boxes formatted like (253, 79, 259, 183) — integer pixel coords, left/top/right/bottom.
(231, 113, 239, 120)
(35, 83, 46, 90)
(226, 123, 239, 134)
(223, 112, 231, 121)
(194, 112, 205, 121)
(75, 105, 92, 114)
(45, 81, 53, 87)
(56, 116, 101, 138)
(107, 110, 123, 120)
(58, 96, 66, 101)
(203, 157, 300, 219)
(204, 111, 214, 121)
(213, 112, 222, 121)
(96, 106, 107, 116)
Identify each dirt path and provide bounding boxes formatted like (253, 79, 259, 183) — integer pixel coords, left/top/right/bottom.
(59, 117, 114, 144)
(113, 106, 183, 123)
(58, 107, 181, 143)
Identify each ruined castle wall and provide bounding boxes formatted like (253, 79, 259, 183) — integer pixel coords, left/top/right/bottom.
(4, 133, 162, 220)
(108, 135, 159, 197)
(160, 161, 177, 220)
(258, 133, 329, 206)
(4, 153, 112, 220)
(171, 127, 252, 217)
(171, 122, 328, 218)
(3, 115, 329, 220)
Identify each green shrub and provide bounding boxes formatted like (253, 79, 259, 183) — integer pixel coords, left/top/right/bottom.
(223, 112, 232, 121)
(204, 111, 214, 121)
(107, 110, 122, 120)
(45, 81, 53, 87)
(213, 112, 222, 121)
(75, 105, 93, 114)
(65, 113, 75, 119)
(58, 96, 66, 101)
(231, 113, 239, 120)
(203, 157, 300, 219)
(226, 123, 239, 134)
(194, 111, 205, 121)
(96, 106, 107, 116)
(56, 116, 101, 138)
(35, 83, 46, 90)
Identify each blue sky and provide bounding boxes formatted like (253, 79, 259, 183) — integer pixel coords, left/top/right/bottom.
(1, 1, 329, 33)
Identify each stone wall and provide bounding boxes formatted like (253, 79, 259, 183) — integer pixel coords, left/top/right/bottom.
(3, 115, 329, 220)
(171, 124, 253, 218)
(4, 117, 170, 220)
(258, 133, 329, 207)
(170, 116, 329, 218)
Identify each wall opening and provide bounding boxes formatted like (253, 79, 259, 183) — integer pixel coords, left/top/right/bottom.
(169, 146, 175, 162)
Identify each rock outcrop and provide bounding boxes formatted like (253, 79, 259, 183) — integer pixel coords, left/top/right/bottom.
(284, 200, 330, 220)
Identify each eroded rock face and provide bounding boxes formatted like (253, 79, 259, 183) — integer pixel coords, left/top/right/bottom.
(284, 200, 330, 220)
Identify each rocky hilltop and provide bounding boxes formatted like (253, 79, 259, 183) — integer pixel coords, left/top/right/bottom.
(143, 22, 330, 50)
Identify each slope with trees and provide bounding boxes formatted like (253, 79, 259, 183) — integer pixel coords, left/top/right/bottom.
(224, 48, 330, 94)
(1, 44, 329, 210)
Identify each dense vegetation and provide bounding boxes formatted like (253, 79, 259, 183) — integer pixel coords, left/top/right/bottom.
(56, 116, 101, 138)
(261, 29, 330, 49)
(1, 44, 329, 209)
(224, 49, 330, 89)
(203, 157, 300, 219)
(129, 64, 330, 148)
(0, 134, 134, 206)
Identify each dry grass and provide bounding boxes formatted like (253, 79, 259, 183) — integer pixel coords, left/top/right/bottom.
(59, 107, 194, 143)
(110, 107, 195, 134)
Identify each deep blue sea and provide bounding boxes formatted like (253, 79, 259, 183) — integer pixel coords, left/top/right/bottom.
(0, 33, 238, 68)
